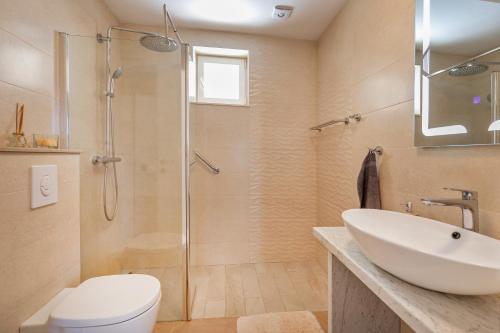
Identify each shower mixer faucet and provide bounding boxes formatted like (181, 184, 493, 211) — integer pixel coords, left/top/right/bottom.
(92, 155, 122, 165)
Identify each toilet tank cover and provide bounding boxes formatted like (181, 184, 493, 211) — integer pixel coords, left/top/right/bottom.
(49, 274, 161, 328)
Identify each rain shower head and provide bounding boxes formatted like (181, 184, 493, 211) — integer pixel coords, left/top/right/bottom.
(140, 3, 182, 52)
(139, 35, 178, 52)
(137, 4, 180, 53)
(99, 5, 181, 53)
(448, 63, 489, 77)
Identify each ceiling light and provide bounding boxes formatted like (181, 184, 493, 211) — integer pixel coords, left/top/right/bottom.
(191, 0, 257, 25)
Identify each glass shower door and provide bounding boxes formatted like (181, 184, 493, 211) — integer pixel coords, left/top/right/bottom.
(66, 31, 187, 322)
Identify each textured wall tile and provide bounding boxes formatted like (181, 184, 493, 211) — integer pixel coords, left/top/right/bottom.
(249, 218, 317, 263)
(185, 29, 318, 265)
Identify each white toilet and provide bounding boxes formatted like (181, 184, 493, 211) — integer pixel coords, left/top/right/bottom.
(21, 274, 161, 333)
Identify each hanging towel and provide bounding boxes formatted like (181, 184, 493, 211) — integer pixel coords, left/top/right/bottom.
(357, 150, 381, 209)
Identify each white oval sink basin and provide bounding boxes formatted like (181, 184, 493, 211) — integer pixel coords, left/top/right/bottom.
(342, 209, 500, 295)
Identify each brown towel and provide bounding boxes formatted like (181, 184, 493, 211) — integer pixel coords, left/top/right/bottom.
(357, 150, 381, 209)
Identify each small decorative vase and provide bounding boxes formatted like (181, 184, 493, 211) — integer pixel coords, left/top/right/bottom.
(6, 133, 28, 148)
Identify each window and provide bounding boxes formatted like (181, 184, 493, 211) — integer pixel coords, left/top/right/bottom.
(189, 47, 249, 106)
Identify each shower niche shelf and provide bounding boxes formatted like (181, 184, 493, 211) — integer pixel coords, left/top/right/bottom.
(0, 147, 81, 154)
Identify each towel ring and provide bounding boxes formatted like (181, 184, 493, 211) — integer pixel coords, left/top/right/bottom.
(369, 146, 383, 155)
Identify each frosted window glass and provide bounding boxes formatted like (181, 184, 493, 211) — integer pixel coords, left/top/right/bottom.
(203, 62, 240, 100)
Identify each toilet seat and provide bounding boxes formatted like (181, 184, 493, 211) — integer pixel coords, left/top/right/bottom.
(49, 274, 161, 329)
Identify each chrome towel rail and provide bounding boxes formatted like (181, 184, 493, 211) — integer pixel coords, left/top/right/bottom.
(310, 113, 362, 132)
(310, 117, 349, 131)
(191, 151, 220, 174)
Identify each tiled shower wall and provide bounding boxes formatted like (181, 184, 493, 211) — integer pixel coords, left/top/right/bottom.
(0, 0, 115, 145)
(315, 0, 500, 268)
(0, 0, 126, 282)
(186, 29, 318, 265)
(0, 1, 116, 331)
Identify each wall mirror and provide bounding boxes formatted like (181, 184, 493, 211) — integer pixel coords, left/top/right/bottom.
(414, 0, 500, 147)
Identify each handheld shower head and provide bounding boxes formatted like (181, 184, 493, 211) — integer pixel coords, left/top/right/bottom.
(112, 67, 123, 79)
(108, 67, 123, 97)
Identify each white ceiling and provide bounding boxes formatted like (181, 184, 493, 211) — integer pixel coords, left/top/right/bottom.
(103, 0, 346, 41)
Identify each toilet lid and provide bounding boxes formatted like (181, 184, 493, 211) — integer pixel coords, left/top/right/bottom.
(49, 274, 161, 328)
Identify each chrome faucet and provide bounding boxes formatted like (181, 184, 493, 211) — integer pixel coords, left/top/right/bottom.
(421, 188, 479, 232)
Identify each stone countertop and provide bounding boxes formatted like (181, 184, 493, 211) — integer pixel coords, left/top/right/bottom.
(313, 227, 500, 333)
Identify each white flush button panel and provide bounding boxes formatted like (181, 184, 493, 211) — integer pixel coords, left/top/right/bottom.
(31, 165, 58, 209)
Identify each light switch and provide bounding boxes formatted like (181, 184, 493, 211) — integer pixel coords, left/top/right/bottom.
(31, 165, 58, 209)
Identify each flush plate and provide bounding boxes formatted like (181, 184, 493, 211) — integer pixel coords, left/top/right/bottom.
(31, 165, 58, 209)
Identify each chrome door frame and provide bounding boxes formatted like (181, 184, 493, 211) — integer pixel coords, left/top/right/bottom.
(181, 42, 192, 321)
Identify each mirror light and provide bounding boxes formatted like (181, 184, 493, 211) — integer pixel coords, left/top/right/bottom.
(488, 120, 500, 131)
(490, 72, 499, 131)
(414, 66, 421, 115)
(420, 0, 467, 137)
(421, 76, 468, 136)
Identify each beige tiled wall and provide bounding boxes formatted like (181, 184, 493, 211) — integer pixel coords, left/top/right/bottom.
(186, 29, 318, 265)
(0, 0, 116, 146)
(316, 0, 500, 268)
(0, 1, 116, 331)
(0, 0, 119, 281)
(0, 153, 80, 333)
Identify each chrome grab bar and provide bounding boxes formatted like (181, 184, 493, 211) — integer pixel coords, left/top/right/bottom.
(191, 151, 220, 174)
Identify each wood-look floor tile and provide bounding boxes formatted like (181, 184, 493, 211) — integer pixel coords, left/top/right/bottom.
(225, 264, 245, 317)
(240, 263, 262, 298)
(204, 300, 226, 318)
(254, 263, 286, 312)
(206, 265, 226, 301)
(155, 317, 237, 333)
(190, 266, 210, 319)
(285, 262, 324, 311)
(189, 261, 327, 319)
(244, 297, 266, 315)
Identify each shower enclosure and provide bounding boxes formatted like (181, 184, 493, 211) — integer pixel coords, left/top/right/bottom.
(61, 7, 327, 323)
(61, 9, 191, 321)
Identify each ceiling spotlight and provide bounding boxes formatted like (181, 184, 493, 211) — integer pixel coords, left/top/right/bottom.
(272, 5, 294, 19)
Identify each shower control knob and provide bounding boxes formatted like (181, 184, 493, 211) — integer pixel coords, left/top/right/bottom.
(92, 155, 122, 165)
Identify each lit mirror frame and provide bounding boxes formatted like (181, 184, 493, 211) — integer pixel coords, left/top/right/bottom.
(414, 0, 500, 147)
(415, 0, 468, 145)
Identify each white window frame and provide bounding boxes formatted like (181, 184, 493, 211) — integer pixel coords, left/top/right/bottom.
(192, 52, 249, 106)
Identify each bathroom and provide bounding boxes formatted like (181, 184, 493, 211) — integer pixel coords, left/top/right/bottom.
(0, 0, 499, 332)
